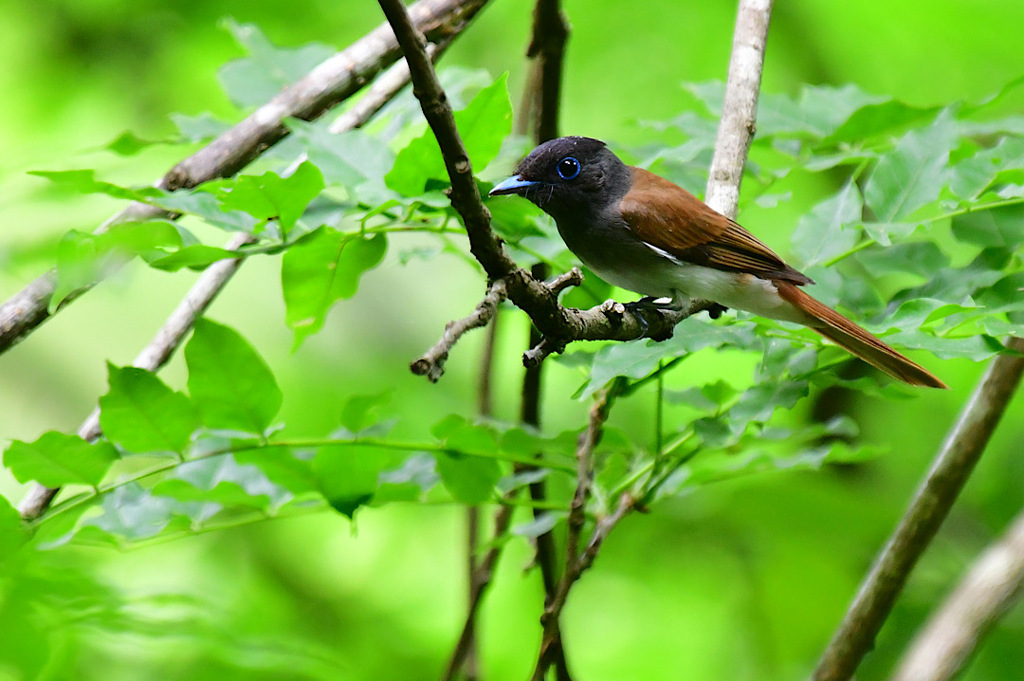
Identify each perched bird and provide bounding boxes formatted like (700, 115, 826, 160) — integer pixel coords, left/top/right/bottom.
(490, 136, 946, 388)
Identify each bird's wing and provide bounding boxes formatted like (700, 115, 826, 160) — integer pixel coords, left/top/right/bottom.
(619, 167, 813, 285)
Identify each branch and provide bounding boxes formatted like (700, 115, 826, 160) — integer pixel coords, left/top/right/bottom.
(531, 385, 624, 681)
(17, 232, 254, 518)
(704, 0, 773, 219)
(442, 502, 515, 681)
(890, 505, 1024, 681)
(812, 336, 1024, 681)
(0, 0, 490, 357)
(411, 279, 507, 381)
(16, 44, 438, 520)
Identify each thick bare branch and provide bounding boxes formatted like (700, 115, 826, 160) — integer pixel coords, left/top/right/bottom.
(0, 0, 489, 357)
(891, 506, 1024, 681)
(812, 336, 1024, 681)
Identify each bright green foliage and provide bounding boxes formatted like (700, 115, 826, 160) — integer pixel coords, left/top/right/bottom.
(211, 161, 324, 236)
(4, 432, 118, 488)
(185, 319, 283, 434)
(385, 73, 512, 196)
(7, 18, 1024, 679)
(282, 228, 387, 348)
(99, 364, 200, 454)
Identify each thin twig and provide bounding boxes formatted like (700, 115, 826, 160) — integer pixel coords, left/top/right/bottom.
(532, 384, 621, 681)
(0, 0, 490, 357)
(442, 503, 515, 681)
(411, 279, 507, 381)
(890, 505, 1024, 681)
(812, 336, 1024, 681)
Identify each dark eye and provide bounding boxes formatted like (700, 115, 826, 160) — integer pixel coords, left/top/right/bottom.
(557, 156, 581, 180)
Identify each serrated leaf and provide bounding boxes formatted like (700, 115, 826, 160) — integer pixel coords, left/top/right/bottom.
(218, 20, 336, 108)
(858, 242, 951, 278)
(826, 101, 943, 145)
(233, 447, 317, 495)
(282, 228, 387, 348)
(864, 109, 957, 221)
(951, 202, 1024, 247)
(214, 161, 324, 235)
(149, 190, 259, 232)
(4, 432, 118, 487)
(314, 444, 389, 518)
(757, 84, 886, 139)
(99, 364, 200, 454)
(386, 73, 512, 196)
(791, 180, 863, 266)
(185, 319, 282, 433)
(949, 136, 1024, 200)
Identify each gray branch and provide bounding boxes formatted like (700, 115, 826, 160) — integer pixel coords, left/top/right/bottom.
(704, 0, 773, 220)
(890, 505, 1024, 681)
(812, 336, 1024, 681)
(0, 0, 489, 358)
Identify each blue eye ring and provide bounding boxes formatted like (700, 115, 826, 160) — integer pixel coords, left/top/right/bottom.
(557, 156, 581, 180)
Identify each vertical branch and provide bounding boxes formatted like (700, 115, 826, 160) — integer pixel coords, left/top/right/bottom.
(516, 3, 571, 679)
(704, 0, 773, 220)
(812, 336, 1024, 681)
(890, 505, 1024, 681)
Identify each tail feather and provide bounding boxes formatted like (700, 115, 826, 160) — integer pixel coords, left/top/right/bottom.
(776, 282, 948, 389)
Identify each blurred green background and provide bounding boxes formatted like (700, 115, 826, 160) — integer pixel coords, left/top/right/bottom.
(2, 1, 1024, 679)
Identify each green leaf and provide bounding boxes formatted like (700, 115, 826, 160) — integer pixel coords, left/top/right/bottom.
(314, 444, 389, 518)
(77, 482, 195, 543)
(103, 130, 172, 156)
(4, 432, 118, 487)
(949, 136, 1024, 200)
(149, 189, 259, 232)
(951, 203, 1024, 247)
(863, 109, 957, 221)
(791, 180, 863, 266)
(434, 451, 500, 505)
(234, 447, 317, 495)
(214, 161, 324, 234)
(386, 73, 512, 196)
(0, 496, 28, 564)
(99, 364, 200, 454)
(757, 84, 886, 139)
(282, 228, 387, 348)
(145, 244, 241, 271)
(185, 319, 282, 433)
(287, 122, 395, 200)
(339, 392, 392, 434)
(28, 169, 161, 201)
(826, 100, 943, 145)
(217, 20, 336, 108)
(152, 454, 292, 511)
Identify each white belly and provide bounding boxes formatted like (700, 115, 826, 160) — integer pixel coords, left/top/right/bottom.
(587, 256, 813, 325)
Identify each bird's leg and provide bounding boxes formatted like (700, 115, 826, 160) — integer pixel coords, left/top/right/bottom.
(706, 303, 728, 319)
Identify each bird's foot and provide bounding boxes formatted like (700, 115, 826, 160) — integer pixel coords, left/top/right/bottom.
(623, 297, 675, 341)
(706, 303, 728, 320)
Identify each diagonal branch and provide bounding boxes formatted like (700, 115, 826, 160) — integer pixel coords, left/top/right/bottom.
(17, 45, 440, 520)
(0, 0, 490, 357)
(812, 336, 1024, 681)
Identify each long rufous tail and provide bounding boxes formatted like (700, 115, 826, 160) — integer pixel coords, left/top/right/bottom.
(776, 282, 948, 389)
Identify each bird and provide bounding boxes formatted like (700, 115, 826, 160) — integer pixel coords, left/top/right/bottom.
(489, 136, 947, 388)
